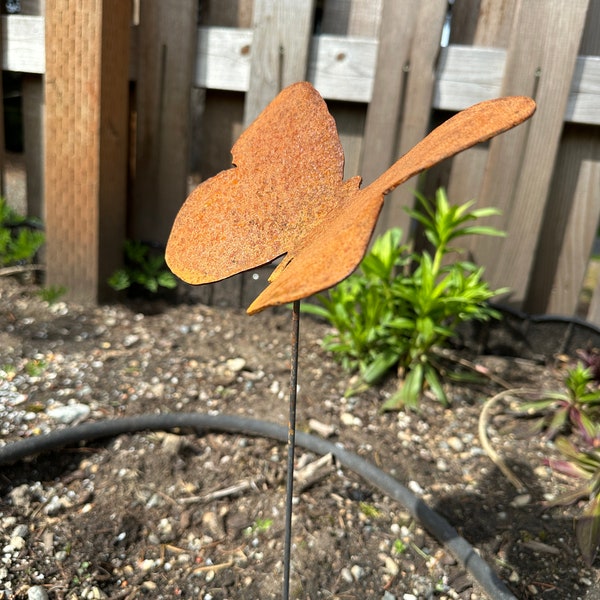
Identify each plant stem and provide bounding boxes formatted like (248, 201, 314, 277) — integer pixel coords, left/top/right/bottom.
(283, 299, 301, 599)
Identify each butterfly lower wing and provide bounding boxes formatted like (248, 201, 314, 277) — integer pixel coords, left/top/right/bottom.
(247, 180, 380, 313)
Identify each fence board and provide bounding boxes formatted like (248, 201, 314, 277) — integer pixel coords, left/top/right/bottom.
(370, 0, 447, 241)
(243, 0, 315, 126)
(321, 0, 382, 36)
(530, 3, 600, 317)
(131, 0, 197, 245)
(20, 0, 44, 222)
(443, 0, 517, 248)
(472, 0, 590, 307)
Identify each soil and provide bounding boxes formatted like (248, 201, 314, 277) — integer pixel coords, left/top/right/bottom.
(0, 276, 599, 600)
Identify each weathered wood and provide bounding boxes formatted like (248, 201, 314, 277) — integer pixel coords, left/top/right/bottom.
(44, 0, 130, 302)
(321, 0, 382, 36)
(473, 0, 590, 307)
(20, 0, 44, 221)
(444, 0, 517, 244)
(2, 15, 44, 73)
(5, 18, 600, 125)
(131, 0, 197, 245)
(367, 0, 447, 242)
(530, 2, 600, 318)
(527, 128, 600, 315)
(243, 0, 315, 126)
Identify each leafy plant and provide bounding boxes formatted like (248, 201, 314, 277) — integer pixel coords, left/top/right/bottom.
(514, 363, 600, 443)
(37, 285, 67, 304)
(546, 437, 600, 565)
(0, 197, 44, 267)
(108, 240, 177, 295)
(304, 187, 505, 409)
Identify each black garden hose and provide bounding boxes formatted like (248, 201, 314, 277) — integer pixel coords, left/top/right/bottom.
(0, 412, 516, 600)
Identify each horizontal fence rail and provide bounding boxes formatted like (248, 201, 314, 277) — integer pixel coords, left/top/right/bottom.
(3, 16, 600, 124)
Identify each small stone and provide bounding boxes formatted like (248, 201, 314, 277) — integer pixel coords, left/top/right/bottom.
(436, 458, 448, 472)
(340, 412, 362, 427)
(47, 403, 90, 424)
(534, 465, 550, 479)
(140, 558, 156, 571)
(408, 480, 424, 495)
(308, 418, 336, 438)
(447, 436, 464, 452)
(225, 357, 246, 372)
(11, 524, 28, 539)
(350, 564, 365, 581)
(381, 592, 396, 600)
(141, 582, 157, 591)
(9, 536, 26, 550)
(27, 586, 49, 600)
(380, 554, 399, 576)
(403, 594, 417, 600)
(510, 493, 531, 507)
(340, 567, 353, 583)
(8, 484, 31, 508)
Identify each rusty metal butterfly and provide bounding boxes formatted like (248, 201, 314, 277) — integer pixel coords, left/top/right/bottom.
(166, 82, 535, 313)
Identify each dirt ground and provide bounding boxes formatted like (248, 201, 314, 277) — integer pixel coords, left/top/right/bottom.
(1, 276, 600, 600)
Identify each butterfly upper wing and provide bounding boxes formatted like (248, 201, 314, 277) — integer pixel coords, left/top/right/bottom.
(165, 82, 347, 284)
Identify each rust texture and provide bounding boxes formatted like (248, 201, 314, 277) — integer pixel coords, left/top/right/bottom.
(165, 82, 535, 314)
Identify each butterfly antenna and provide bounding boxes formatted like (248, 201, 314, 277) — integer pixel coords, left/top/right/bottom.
(283, 299, 301, 599)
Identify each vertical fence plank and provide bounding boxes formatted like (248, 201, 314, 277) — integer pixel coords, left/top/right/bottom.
(243, 0, 315, 127)
(131, 0, 197, 245)
(470, 0, 590, 307)
(321, 0, 382, 185)
(365, 0, 447, 242)
(44, 0, 130, 302)
(445, 0, 517, 209)
(530, 2, 600, 316)
(321, 0, 382, 37)
(20, 0, 44, 221)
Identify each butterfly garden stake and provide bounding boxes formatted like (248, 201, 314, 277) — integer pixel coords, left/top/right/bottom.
(166, 82, 535, 598)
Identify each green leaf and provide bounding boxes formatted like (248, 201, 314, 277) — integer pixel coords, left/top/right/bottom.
(361, 351, 399, 384)
(424, 364, 448, 406)
(576, 496, 600, 565)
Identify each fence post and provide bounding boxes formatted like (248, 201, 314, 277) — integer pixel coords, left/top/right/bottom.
(44, 0, 130, 302)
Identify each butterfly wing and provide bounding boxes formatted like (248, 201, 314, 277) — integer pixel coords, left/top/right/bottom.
(165, 82, 347, 284)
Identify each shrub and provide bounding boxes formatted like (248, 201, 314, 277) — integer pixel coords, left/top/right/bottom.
(303, 187, 505, 409)
(0, 197, 44, 267)
(108, 240, 177, 295)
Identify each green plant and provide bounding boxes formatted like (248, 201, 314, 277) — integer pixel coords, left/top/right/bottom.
(108, 240, 177, 295)
(392, 539, 408, 555)
(0, 197, 44, 267)
(25, 358, 47, 378)
(515, 363, 600, 443)
(304, 187, 505, 409)
(244, 518, 274, 537)
(37, 285, 67, 304)
(546, 437, 600, 565)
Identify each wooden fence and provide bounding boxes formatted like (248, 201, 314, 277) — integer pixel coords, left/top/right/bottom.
(3, 0, 600, 324)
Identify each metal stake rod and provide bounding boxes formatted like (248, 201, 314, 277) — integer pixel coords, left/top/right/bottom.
(283, 299, 301, 599)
